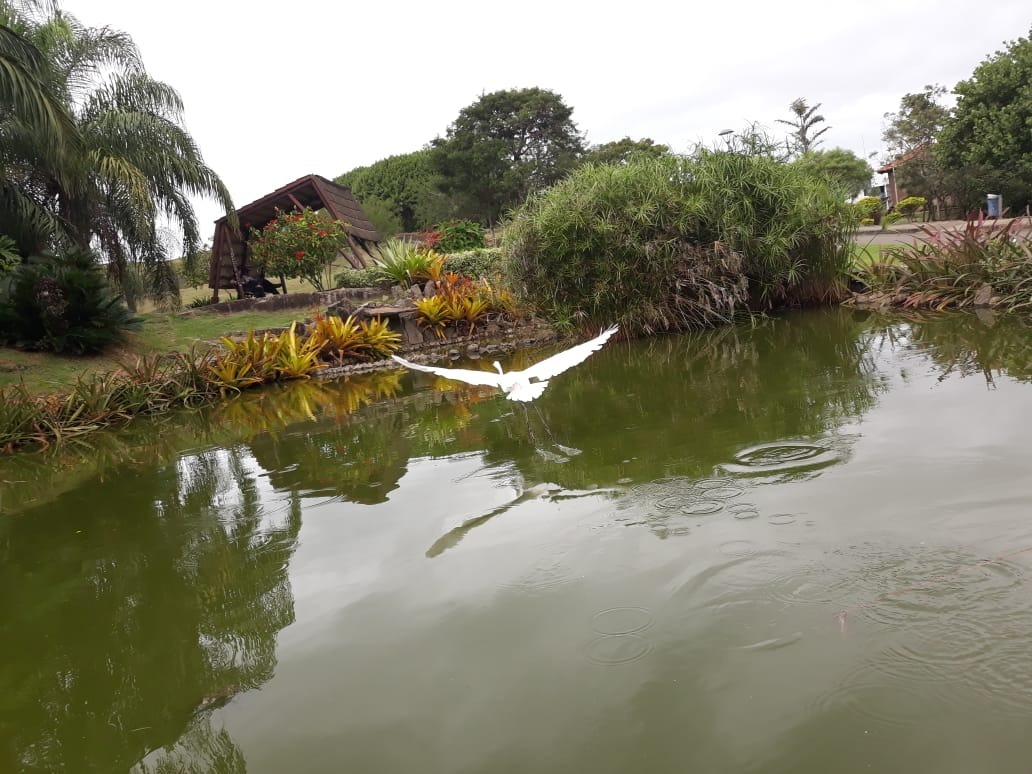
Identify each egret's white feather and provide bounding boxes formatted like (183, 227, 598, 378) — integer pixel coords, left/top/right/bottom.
(389, 357, 504, 388)
(391, 324, 618, 402)
(520, 324, 619, 381)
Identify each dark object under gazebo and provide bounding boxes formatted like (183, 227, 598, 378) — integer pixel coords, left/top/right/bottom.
(207, 174, 380, 301)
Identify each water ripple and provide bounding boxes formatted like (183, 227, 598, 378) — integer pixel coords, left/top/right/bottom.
(722, 441, 843, 476)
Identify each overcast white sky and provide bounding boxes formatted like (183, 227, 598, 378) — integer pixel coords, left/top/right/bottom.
(73, 0, 1030, 240)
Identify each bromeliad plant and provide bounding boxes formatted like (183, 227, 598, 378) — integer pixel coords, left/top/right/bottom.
(248, 207, 351, 291)
(853, 215, 1032, 311)
(413, 273, 508, 336)
(309, 313, 402, 364)
(373, 239, 444, 286)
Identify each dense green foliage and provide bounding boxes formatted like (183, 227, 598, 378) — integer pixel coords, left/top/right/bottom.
(0, 0, 233, 309)
(581, 137, 671, 166)
(937, 28, 1032, 210)
(793, 148, 873, 198)
(854, 196, 884, 220)
(334, 150, 446, 233)
(895, 196, 927, 219)
(334, 266, 386, 288)
(356, 195, 403, 239)
(505, 152, 856, 334)
(443, 247, 504, 278)
(0, 234, 20, 274)
(0, 248, 140, 354)
(430, 87, 585, 224)
(247, 208, 349, 291)
(431, 219, 486, 252)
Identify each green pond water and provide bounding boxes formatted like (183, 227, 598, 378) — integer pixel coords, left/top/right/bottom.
(3, 309, 1032, 773)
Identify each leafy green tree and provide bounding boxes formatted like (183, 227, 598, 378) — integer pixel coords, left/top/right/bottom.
(776, 98, 830, 156)
(430, 87, 586, 224)
(356, 195, 403, 238)
(937, 28, 1032, 209)
(883, 84, 949, 155)
(335, 150, 445, 232)
(880, 85, 961, 217)
(0, 0, 233, 309)
(793, 148, 873, 198)
(581, 137, 670, 166)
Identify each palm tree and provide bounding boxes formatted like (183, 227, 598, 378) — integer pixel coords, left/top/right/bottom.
(0, 0, 234, 308)
(776, 97, 831, 156)
(0, 2, 78, 253)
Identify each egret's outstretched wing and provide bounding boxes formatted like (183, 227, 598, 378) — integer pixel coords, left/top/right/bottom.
(391, 355, 503, 388)
(521, 324, 619, 382)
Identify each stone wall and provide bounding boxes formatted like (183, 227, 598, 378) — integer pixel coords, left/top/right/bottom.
(199, 287, 382, 315)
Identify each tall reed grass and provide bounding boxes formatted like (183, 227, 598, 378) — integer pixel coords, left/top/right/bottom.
(504, 151, 856, 334)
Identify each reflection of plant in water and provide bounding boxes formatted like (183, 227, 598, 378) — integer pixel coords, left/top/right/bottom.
(477, 308, 887, 488)
(0, 446, 299, 772)
(0, 372, 405, 515)
(134, 713, 245, 773)
(874, 311, 1032, 386)
(3, 311, 894, 519)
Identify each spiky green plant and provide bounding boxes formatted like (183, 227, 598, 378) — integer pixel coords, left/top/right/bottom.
(504, 152, 853, 334)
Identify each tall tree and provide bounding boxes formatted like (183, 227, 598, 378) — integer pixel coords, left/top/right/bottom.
(937, 28, 1032, 210)
(0, 0, 233, 308)
(882, 84, 950, 155)
(581, 137, 670, 166)
(793, 148, 873, 199)
(335, 149, 447, 233)
(430, 87, 585, 224)
(880, 84, 958, 216)
(776, 98, 830, 156)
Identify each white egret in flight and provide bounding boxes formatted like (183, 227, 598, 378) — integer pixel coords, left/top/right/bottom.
(391, 324, 618, 402)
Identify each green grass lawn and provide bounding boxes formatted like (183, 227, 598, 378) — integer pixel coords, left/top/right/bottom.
(139, 256, 361, 313)
(0, 307, 321, 395)
(851, 241, 901, 267)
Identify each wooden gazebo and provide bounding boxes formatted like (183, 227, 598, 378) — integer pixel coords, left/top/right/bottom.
(208, 174, 380, 299)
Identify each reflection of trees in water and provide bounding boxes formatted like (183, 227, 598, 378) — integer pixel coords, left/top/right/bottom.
(471, 308, 886, 487)
(874, 311, 1032, 386)
(2, 310, 890, 518)
(0, 445, 299, 772)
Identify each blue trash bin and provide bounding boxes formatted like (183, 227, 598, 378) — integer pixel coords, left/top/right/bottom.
(987, 194, 1001, 218)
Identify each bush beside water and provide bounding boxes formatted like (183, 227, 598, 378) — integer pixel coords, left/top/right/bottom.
(504, 153, 856, 334)
(0, 315, 402, 452)
(0, 250, 141, 354)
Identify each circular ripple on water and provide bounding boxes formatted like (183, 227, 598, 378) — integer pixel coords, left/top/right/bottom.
(877, 616, 998, 679)
(728, 503, 761, 519)
(584, 634, 653, 665)
(768, 513, 797, 526)
(693, 478, 739, 491)
(680, 500, 725, 516)
(656, 494, 692, 509)
(699, 486, 745, 500)
(858, 554, 1025, 629)
(592, 606, 654, 635)
(498, 557, 575, 596)
(811, 662, 957, 728)
(723, 442, 842, 475)
(766, 563, 858, 607)
(966, 638, 1032, 715)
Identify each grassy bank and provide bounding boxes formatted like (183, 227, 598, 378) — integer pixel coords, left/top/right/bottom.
(142, 256, 362, 313)
(0, 308, 320, 394)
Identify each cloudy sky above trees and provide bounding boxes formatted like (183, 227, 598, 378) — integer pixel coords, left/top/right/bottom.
(74, 0, 1031, 235)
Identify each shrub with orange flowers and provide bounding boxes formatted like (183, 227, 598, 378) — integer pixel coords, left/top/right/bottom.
(247, 207, 350, 290)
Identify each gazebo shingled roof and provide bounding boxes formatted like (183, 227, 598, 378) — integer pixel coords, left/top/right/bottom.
(208, 174, 380, 295)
